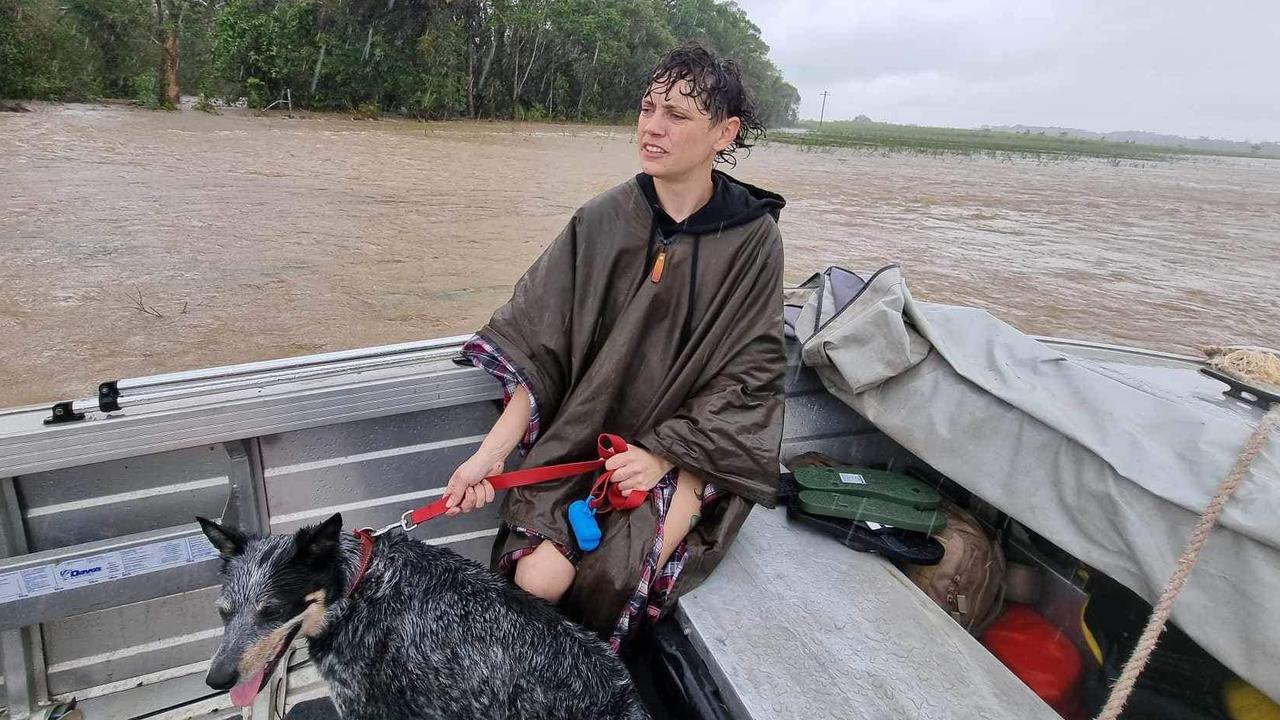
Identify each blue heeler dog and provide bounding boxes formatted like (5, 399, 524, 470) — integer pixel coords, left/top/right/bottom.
(197, 513, 649, 720)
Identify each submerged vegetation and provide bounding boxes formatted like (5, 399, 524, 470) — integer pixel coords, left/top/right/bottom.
(768, 120, 1280, 161)
(0, 0, 799, 123)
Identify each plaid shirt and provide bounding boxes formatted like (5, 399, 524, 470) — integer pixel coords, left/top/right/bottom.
(609, 471, 722, 650)
(461, 335, 540, 455)
(462, 334, 721, 650)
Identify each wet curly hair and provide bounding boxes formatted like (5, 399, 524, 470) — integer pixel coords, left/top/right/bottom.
(645, 40, 765, 167)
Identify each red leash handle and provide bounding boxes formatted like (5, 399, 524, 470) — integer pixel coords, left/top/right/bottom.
(587, 434, 650, 513)
(402, 434, 631, 528)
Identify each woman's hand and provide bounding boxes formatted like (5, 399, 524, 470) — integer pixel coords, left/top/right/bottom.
(604, 445, 675, 497)
(442, 385, 532, 516)
(443, 455, 503, 516)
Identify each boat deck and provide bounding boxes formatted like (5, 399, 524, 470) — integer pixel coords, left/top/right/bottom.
(677, 506, 1058, 720)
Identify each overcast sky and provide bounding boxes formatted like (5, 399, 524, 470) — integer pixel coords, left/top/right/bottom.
(732, 0, 1280, 141)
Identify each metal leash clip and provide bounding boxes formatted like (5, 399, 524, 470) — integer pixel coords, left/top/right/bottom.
(360, 510, 415, 538)
(398, 508, 420, 534)
(360, 503, 432, 537)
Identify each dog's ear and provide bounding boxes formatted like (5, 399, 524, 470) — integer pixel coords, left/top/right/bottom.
(294, 513, 343, 566)
(197, 517, 247, 560)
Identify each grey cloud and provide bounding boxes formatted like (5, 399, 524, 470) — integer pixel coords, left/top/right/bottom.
(733, 0, 1280, 140)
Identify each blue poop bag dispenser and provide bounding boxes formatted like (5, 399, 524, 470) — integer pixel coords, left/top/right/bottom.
(568, 499, 602, 552)
(565, 434, 649, 552)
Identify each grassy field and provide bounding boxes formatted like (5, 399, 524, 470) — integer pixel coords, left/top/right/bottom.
(765, 120, 1280, 161)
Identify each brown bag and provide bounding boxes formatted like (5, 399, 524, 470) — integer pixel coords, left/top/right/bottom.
(906, 500, 1006, 635)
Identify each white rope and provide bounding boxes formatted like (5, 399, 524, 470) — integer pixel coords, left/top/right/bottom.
(1096, 403, 1280, 720)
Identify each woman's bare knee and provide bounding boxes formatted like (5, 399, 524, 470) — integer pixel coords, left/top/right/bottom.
(514, 541, 576, 603)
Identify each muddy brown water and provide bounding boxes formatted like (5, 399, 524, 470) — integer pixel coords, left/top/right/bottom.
(2, 103, 1278, 407)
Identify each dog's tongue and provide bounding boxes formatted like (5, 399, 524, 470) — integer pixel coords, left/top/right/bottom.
(230, 667, 267, 708)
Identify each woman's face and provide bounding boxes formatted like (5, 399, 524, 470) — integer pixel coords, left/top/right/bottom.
(637, 80, 739, 181)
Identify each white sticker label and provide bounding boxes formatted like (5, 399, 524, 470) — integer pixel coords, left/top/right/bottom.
(21, 566, 57, 595)
(54, 553, 124, 588)
(0, 565, 63, 601)
(120, 540, 189, 575)
(0, 533, 221, 606)
(838, 473, 867, 485)
(0, 572, 23, 602)
(188, 535, 220, 562)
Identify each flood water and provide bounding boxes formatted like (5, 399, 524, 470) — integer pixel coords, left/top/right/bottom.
(2, 103, 1278, 407)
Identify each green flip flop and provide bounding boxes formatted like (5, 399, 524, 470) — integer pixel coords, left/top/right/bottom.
(797, 490, 948, 534)
(792, 466, 941, 509)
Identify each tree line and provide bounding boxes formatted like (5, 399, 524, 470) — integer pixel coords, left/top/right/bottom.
(0, 0, 800, 125)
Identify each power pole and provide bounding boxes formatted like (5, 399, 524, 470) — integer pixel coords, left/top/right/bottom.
(819, 90, 830, 127)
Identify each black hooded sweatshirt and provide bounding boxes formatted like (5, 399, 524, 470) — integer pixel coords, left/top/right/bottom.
(635, 169, 786, 345)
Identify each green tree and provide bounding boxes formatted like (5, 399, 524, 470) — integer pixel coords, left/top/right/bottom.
(152, 0, 222, 106)
(1, 0, 100, 99)
(665, 0, 799, 125)
(4, 0, 799, 124)
(60, 0, 153, 97)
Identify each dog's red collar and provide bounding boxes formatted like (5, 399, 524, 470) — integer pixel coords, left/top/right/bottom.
(346, 529, 376, 598)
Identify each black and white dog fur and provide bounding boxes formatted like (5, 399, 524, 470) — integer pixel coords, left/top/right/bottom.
(197, 513, 648, 720)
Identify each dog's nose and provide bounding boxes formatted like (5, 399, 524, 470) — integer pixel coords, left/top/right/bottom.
(205, 666, 238, 690)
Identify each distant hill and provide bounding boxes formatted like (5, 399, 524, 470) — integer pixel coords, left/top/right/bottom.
(988, 125, 1280, 157)
(782, 118, 1280, 161)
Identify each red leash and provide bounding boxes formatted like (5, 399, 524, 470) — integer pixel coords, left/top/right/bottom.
(347, 433, 644, 593)
(369, 433, 637, 534)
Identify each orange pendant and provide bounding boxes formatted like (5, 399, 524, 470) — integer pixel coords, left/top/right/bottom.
(650, 248, 667, 283)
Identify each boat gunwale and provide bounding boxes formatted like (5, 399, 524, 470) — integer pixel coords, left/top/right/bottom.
(1, 333, 1203, 420)
(0, 333, 1211, 479)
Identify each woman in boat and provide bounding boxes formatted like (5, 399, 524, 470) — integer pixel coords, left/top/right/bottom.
(443, 41, 787, 649)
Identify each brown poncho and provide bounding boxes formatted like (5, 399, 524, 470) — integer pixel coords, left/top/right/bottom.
(479, 170, 786, 636)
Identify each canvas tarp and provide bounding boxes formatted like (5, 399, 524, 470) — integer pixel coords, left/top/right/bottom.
(787, 265, 1280, 702)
